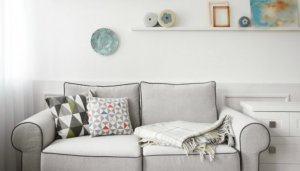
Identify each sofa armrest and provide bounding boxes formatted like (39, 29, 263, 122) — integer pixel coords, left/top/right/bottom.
(11, 109, 56, 171)
(218, 106, 270, 171)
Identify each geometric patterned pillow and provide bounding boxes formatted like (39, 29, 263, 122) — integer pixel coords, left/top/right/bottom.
(87, 97, 133, 137)
(79, 89, 97, 97)
(45, 95, 90, 139)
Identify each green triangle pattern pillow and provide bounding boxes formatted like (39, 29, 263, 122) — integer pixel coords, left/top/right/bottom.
(46, 94, 90, 139)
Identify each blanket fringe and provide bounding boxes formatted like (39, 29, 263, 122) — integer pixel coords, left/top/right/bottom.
(182, 115, 234, 161)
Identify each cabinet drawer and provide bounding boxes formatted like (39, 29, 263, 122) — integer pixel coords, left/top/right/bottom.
(260, 137, 300, 164)
(255, 112, 289, 136)
(260, 164, 300, 171)
(290, 112, 300, 137)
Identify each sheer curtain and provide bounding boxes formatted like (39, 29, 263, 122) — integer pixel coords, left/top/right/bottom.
(0, 0, 34, 171)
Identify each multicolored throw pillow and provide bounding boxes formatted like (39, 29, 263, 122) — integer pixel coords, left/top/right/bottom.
(87, 97, 133, 137)
(46, 94, 90, 139)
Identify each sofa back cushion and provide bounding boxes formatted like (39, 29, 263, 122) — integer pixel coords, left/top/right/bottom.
(64, 82, 140, 129)
(140, 81, 217, 125)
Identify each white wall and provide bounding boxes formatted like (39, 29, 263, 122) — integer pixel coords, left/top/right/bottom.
(25, 0, 300, 83)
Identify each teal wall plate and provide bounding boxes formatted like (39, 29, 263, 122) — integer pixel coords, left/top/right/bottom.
(91, 28, 119, 56)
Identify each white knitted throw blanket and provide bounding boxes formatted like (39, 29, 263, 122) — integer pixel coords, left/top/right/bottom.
(134, 115, 234, 161)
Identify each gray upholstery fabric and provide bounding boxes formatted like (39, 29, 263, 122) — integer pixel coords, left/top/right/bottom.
(143, 144, 237, 156)
(43, 135, 141, 157)
(143, 144, 240, 171)
(11, 109, 56, 171)
(64, 82, 140, 129)
(140, 81, 217, 125)
(218, 106, 270, 171)
(143, 153, 240, 171)
(41, 154, 142, 171)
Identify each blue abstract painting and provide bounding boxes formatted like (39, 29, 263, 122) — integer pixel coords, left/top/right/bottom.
(250, 0, 299, 27)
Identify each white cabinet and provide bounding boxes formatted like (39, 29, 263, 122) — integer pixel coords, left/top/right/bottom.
(240, 102, 300, 171)
(260, 137, 300, 164)
(254, 112, 289, 137)
(290, 112, 300, 137)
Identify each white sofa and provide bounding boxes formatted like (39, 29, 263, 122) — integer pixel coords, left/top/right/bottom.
(11, 81, 270, 171)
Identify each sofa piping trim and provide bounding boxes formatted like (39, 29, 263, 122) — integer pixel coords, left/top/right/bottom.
(42, 152, 142, 158)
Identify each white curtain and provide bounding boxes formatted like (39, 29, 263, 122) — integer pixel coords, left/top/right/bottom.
(0, 0, 34, 171)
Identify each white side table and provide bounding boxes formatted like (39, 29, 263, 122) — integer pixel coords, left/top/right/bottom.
(240, 101, 300, 171)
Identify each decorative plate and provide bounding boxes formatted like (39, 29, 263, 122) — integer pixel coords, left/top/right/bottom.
(158, 9, 176, 28)
(144, 12, 158, 27)
(239, 16, 251, 27)
(91, 28, 119, 56)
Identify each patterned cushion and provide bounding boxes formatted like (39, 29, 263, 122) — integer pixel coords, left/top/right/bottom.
(79, 89, 97, 97)
(87, 97, 133, 137)
(64, 82, 140, 129)
(46, 95, 90, 139)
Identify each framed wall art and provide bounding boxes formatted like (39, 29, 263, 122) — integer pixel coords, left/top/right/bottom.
(250, 0, 299, 27)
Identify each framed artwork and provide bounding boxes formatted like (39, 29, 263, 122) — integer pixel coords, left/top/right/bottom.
(250, 0, 299, 27)
(213, 6, 230, 27)
(207, 1, 229, 27)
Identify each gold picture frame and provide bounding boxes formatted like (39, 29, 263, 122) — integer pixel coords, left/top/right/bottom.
(213, 6, 230, 27)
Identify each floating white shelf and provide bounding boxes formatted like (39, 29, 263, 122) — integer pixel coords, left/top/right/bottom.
(131, 27, 300, 31)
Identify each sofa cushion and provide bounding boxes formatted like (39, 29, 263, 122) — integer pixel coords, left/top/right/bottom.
(42, 135, 142, 171)
(45, 95, 90, 139)
(41, 154, 141, 171)
(142, 145, 240, 171)
(87, 97, 133, 137)
(64, 82, 140, 129)
(143, 144, 236, 156)
(140, 81, 217, 125)
(42, 135, 141, 157)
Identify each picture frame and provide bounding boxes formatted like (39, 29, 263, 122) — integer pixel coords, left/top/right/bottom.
(207, 1, 229, 27)
(213, 6, 230, 27)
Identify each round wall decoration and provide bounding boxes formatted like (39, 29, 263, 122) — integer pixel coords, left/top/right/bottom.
(239, 16, 251, 27)
(91, 28, 119, 56)
(144, 12, 158, 27)
(158, 9, 176, 27)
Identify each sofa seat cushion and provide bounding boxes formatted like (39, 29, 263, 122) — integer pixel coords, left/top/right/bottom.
(41, 135, 142, 171)
(143, 144, 237, 156)
(42, 135, 141, 157)
(142, 145, 240, 171)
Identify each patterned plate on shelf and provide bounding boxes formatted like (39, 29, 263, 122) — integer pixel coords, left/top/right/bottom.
(158, 9, 176, 27)
(144, 12, 158, 27)
(91, 28, 119, 56)
(239, 16, 251, 27)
